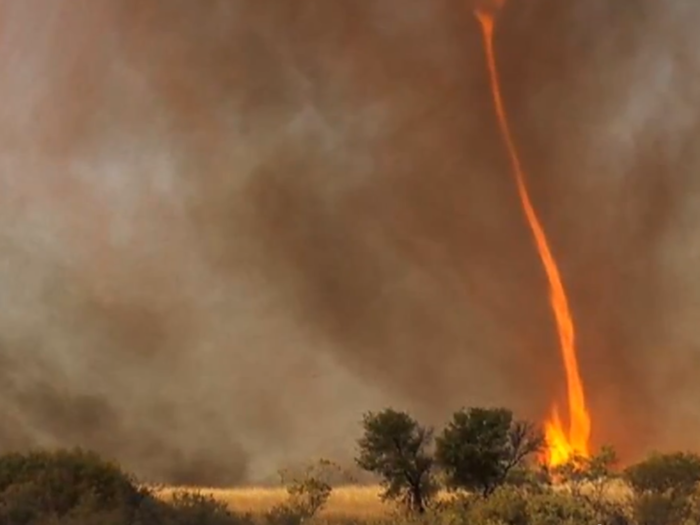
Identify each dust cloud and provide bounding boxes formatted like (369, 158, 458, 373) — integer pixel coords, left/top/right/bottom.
(0, 0, 698, 484)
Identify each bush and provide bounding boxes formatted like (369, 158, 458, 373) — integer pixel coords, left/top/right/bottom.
(266, 459, 340, 525)
(525, 490, 599, 525)
(630, 492, 689, 525)
(0, 449, 253, 525)
(621, 451, 700, 525)
(504, 465, 551, 493)
(624, 452, 700, 498)
(443, 486, 600, 525)
(466, 485, 530, 525)
(162, 491, 251, 525)
(0, 448, 146, 524)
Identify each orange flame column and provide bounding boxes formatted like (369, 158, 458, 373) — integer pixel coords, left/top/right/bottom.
(473, 6, 591, 467)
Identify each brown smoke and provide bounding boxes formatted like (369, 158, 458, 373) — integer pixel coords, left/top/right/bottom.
(0, 0, 698, 484)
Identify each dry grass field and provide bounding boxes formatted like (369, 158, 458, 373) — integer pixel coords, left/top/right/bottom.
(154, 485, 392, 519)
(153, 481, 632, 519)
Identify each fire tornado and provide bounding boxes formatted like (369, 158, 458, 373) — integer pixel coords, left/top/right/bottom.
(473, 3, 591, 467)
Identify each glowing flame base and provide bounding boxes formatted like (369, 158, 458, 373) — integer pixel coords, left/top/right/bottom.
(544, 406, 589, 467)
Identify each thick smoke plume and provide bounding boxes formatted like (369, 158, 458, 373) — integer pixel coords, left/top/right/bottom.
(0, 0, 699, 484)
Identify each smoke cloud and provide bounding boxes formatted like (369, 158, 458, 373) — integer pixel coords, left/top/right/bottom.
(0, 0, 698, 484)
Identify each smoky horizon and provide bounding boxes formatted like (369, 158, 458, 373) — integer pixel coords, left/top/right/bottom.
(0, 0, 698, 486)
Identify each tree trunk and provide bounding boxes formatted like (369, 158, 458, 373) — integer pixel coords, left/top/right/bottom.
(411, 485, 425, 514)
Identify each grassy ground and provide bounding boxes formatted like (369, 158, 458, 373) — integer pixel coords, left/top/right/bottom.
(154, 485, 392, 519)
(154, 481, 632, 519)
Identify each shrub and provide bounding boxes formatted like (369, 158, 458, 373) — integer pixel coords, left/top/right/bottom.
(449, 486, 600, 525)
(624, 452, 700, 498)
(0, 448, 146, 524)
(525, 490, 599, 525)
(553, 446, 620, 509)
(266, 459, 340, 525)
(0, 449, 254, 525)
(467, 485, 529, 525)
(163, 490, 250, 525)
(623, 452, 700, 525)
(504, 465, 551, 493)
(630, 493, 689, 525)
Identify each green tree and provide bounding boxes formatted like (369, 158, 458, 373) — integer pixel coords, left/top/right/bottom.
(435, 407, 544, 496)
(355, 409, 436, 514)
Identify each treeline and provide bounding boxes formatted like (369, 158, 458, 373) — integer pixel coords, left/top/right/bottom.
(355, 407, 544, 513)
(2, 406, 700, 525)
(352, 406, 700, 525)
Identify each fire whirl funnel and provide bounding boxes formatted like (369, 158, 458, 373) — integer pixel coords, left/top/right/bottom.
(472, 1, 591, 467)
